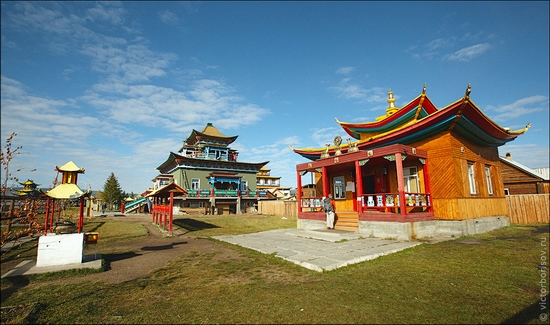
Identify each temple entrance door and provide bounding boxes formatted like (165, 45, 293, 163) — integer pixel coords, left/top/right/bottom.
(363, 175, 375, 194)
(374, 172, 385, 193)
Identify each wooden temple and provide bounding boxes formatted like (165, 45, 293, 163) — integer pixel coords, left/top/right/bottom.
(291, 85, 530, 231)
(155, 123, 270, 215)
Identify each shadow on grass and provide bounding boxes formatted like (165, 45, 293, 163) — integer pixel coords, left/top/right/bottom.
(173, 218, 220, 234)
(85, 221, 105, 233)
(501, 297, 548, 324)
(1, 242, 38, 263)
(141, 241, 187, 251)
(0, 275, 29, 302)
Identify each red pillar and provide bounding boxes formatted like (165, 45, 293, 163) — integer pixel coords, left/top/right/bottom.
(355, 161, 363, 214)
(423, 158, 433, 212)
(44, 197, 50, 235)
(169, 192, 174, 236)
(322, 167, 329, 198)
(49, 199, 55, 233)
(395, 152, 407, 216)
(78, 196, 84, 233)
(163, 199, 167, 230)
(296, 170, 302, 213)
(121, 202, 125, 214)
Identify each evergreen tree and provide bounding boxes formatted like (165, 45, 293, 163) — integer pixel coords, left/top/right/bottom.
(102, 172, 123, 207)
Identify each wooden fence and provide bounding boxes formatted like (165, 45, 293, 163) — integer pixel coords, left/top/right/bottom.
(506, 194, 549, 224)
(257, 200, 297, 218)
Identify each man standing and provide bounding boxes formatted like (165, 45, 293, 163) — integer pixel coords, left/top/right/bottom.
(323, 194, 335, 229)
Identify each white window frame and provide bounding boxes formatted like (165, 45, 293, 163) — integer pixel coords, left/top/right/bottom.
(191, 178, 200, 190)
(485, 165, 493, 195)
(333, 176, 346, 200)
(467, 162, 477, 194)
(403, 167, 420, 193)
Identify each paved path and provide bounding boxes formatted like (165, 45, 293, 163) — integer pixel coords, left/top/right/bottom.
(214, 228, 422, 272)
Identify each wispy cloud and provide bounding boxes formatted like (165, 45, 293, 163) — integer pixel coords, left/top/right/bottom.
(158, 10, 180, 25)
(444, 43, 491, 62)
(336, 66, 355, 75)
(329, 78, 386, 104)
(486, 95, 548, 123)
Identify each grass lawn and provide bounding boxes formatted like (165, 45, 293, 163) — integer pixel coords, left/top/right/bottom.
(1, 215, 548, 324)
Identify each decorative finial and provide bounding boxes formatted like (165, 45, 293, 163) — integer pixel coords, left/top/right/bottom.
(384, 88, 400, 116)
(387, 89, 396, 109)
(465, 84, 471, 98)
(422, 83, 427, 95)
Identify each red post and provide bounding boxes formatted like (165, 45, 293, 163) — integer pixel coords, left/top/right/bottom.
(296, 170, 303, 213)
(49, 199, 55, 233)
(169, 192, 174, 236)
(121, 202, 125, 214)
(44, 197, 50, 235)
(355, 161, 363, 214)
(423, 158, 433, 212)
(78, 196, 84, 233)
(322, 167, 329, 199)
(395, 152, 407, 216)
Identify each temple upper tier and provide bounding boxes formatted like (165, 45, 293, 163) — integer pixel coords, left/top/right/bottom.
(178, 123, 239, 162)
(291, 85, 530, 161)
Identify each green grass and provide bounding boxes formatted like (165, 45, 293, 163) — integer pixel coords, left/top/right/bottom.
(1, 216, 548, 324)
(172, 214, 296, 236)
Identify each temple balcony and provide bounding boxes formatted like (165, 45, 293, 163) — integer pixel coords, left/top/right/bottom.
(186, 189, 268, 198)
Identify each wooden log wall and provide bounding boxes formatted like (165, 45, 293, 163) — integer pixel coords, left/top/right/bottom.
(506, 194, 550, 224)
(431, 197, 508, 220)
(258, 200, 298, 218)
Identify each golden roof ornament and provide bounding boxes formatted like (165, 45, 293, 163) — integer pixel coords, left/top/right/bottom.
(375, 88, 400, 121)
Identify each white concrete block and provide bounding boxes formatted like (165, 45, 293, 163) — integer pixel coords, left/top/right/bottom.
(36, 233, 84, 268)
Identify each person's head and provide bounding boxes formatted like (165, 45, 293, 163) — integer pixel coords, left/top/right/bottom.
(328, 194, 332, 199)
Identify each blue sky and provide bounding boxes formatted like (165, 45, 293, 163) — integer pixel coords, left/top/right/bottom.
(1, 1, 548, 194)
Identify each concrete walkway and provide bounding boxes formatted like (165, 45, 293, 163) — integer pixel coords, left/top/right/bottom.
(214, 228, 423, 272)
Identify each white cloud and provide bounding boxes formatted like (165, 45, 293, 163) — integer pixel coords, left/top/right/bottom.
(486, 95, 548, 122)
(444, 43, 491, 62)
(336, 66, 355, 75)
(158, 10, 179, 25)
(329, 78, 386, 104)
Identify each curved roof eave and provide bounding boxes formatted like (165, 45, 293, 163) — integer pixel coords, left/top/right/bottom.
(292, 98, 524, 160)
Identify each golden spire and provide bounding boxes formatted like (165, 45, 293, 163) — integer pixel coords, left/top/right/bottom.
(385, 89, 399, 116)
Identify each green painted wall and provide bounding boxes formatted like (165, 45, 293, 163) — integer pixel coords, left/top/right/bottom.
(170, 168, 258, 191)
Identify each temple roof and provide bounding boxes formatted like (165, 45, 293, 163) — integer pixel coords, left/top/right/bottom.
(56, 161, 85, 173)
(184, 123, 238, 145)
(43, 183, 91, 199)
(291, 85, 530, 161)
(156, 152, 269, 174)
(146, 182, 187, 198)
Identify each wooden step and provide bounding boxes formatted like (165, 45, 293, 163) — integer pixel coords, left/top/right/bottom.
(334, 212, 358, 231)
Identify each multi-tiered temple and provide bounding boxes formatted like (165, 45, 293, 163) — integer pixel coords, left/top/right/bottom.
(155, 123, 270, 214)
(291, 85, 530, 236)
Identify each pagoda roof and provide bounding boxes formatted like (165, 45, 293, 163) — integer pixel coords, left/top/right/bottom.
(291, 85, 530, 161)
(184, 123, 238, 145)
(56, 161, 85, 173)
(42, 183, 91, 199)
(156, 152, 269, 173)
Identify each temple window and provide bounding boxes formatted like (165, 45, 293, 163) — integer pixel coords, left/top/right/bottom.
(403, 167, 419, 193)
(485, 165, 493, 195)
(191, 178, 200, 190)
(333, 176, 346, 200)
(467, 162, 477, 194)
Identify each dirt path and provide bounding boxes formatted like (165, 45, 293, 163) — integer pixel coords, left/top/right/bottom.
(59, 215, 237, 284)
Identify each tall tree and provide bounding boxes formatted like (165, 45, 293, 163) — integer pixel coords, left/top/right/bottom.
(102, 172, 123, 206)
